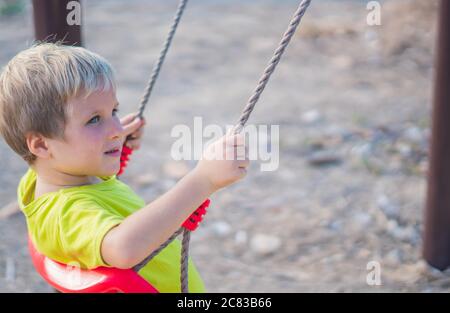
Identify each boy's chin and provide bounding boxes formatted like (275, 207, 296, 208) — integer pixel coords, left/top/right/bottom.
(97, 166, 120, 177)
(105, 168, 120, 177)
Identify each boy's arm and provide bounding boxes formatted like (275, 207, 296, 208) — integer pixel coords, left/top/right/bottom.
(103, 133, 248, 269)
(101, 168, 215, 269)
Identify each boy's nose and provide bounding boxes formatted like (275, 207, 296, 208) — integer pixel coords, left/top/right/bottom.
(109, 119, 124, 140)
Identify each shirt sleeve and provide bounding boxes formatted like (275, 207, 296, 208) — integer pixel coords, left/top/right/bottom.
(58, 197, 124, 269)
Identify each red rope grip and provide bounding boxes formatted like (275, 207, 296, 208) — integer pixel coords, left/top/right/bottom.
(118, 145, 133, 176)
(182, 199, 210, 231)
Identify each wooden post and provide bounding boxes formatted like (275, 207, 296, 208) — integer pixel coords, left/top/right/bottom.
(32, 0, 82, 46)
(423, 0, 450, 271)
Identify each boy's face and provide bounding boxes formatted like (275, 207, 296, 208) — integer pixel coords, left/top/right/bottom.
(47, 89, 124, 177)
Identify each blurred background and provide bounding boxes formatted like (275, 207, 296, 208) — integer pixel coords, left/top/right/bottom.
(0, 0, 445, 292)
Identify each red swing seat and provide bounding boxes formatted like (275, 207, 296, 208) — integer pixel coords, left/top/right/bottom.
(28, 237, 158, 293)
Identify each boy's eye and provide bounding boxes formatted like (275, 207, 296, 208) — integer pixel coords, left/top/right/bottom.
(87, 109, 119, 125)
(88, 116, 100, 124)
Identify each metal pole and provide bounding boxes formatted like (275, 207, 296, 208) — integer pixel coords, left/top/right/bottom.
(423, 0, 450, 271)
(32, 0, 82, 46)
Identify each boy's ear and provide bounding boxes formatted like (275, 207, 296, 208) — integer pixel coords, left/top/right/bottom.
(26, 132, 52, 159)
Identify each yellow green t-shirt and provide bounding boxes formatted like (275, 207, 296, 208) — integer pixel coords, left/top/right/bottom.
(17, 168, 205, 293)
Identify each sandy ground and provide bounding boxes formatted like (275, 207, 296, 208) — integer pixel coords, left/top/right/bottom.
(1, 0, 448, 292)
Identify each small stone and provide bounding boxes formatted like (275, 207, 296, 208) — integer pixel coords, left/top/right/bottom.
(351, 143, 372, 158)
(386, 219, 399, 233)
(323, 125, 346, 138)
(250, 234, 282, 256)
(328, 220, 343, 232)
(307, 150, 341, 166)
(356, 249, 371, 259)
(234, 230, 248, 246)
(332, 55, 353, 69)
(418, 159, 428, 175)
(5, 257, 15, 282)
(385, 249, 402, 264)
(404, 126, 424, 143)
(386, 220, 416, 242)
(351, 212, 373, 230)
(211, 221, 232, 237)
(364, 29, 379, 43)
(376, 194, 399, 219)
(133, 173, 157, 187)
(396, 142, 412, 157)
(301, 110, 322, 124)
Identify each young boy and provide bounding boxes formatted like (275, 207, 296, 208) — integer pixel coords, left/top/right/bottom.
(0, 43, 249, 292)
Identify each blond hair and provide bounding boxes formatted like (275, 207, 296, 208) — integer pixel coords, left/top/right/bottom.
(0, 42, 116, 165)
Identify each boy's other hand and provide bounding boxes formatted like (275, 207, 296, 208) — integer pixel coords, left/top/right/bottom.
(194, 132, 249, 192)
(120, 113, 146, 150)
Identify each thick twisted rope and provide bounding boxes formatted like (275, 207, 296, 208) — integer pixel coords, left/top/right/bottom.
(233, 0, 312, 134)
(133, 0, 312, 294)
(180, 229, 191, 292)
(133, 227, 184, 272)
(124, 0, 192, 293)
(136, 0, 188, 120)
